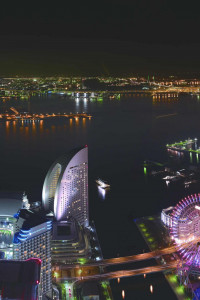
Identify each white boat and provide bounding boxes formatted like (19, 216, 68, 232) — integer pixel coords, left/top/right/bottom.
(162, 175, 180, 182)
(96, 179, 110, 189)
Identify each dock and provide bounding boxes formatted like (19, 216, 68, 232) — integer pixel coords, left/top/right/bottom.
(0, 112, 92, 121)
(166, 138, 199, 153)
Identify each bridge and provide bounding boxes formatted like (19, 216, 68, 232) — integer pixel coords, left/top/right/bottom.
(69, 90, 180, 98)
(52, 238, 200, 281)
(65, 86, 200, 98)
(54, 261, 178, 282)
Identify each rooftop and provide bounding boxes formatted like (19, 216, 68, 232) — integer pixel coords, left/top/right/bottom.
(0, 191, 23, 217)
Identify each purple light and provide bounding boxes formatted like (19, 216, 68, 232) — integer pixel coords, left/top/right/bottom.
(170, 193, 200, 266)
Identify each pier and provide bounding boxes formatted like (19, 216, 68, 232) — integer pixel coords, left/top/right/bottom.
(0, 111, 92, 121)
(166, 138, 199, 153)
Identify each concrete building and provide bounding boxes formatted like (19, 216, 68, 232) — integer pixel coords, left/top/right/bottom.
(42, 146, 89, 227)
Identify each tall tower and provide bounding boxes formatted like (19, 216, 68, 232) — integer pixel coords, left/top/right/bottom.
(42, 146, 89, 227)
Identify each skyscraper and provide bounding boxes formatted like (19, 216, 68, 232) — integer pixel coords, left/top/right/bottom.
(13, 209, 52, 297)
(0, 191, 30, 259)
(42, 146, 89, 227)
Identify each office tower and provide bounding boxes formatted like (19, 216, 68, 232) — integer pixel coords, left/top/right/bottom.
(0, 258, 41, 300)
(13, 209, 52, 297)
(0, 191, 29, 259)
(42, 146, 89, 227)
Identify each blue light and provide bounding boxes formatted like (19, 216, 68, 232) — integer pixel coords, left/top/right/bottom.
(21, 229, 30, 233)
(19, 233, 29, 237)
(13, 213, 19, 219)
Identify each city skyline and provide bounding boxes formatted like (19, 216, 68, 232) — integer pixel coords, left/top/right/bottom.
(0, 0, 200, 297)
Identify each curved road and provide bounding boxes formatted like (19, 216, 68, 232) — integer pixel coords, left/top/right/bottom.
(63, 238, 200, 269)
(63, 261, 178, 281)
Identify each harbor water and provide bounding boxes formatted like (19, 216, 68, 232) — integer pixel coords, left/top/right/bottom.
(1, 94, 200, 299)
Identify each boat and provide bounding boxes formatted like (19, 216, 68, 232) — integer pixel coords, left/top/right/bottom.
(96, 179, 110, 189)
(162, 175, 181, 182)
(184, 179, 198, 185)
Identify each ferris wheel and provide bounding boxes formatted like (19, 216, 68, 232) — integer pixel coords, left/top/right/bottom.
(170, 193, 200, 267)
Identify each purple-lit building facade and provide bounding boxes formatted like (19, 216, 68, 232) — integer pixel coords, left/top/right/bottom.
(42, 146, 89, 227)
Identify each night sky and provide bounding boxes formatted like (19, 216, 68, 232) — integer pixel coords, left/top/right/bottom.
(1, 0, 200, 76)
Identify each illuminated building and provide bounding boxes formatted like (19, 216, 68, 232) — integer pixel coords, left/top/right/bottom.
(0, 192, 30, 259)
(0, 258, 41, 300)
(161, 206, 174, 227)
(13, 209, 52, 297)
(42, 146, 89, 227)
(51, 218, 91, 265)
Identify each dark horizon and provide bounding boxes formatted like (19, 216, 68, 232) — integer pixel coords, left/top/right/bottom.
(1, 0, 200, 45)
(1, 0, 200, 76)
(1, 35, 200, 77)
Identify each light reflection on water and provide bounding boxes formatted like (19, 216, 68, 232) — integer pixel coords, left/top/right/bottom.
(2, 118, 91, 133)
(1, 94, 200, 299)
(98, 186, 110, 200)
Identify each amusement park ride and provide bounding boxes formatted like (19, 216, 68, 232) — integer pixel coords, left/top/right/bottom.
(61, 194, 200, 299)
(170, 194, 200, 299)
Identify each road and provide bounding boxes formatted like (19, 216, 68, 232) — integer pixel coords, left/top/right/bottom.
(63, 237, 200, 270)
(65, 261, 178, 281)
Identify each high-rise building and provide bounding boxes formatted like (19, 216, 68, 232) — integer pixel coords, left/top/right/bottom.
(42, 146, 89, 227)
(13, 209, 52, 297)
(0, 258, 41, 300)
(0, 191, 30, 259)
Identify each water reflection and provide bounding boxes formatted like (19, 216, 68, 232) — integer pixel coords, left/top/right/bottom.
(75, 117, 79, 124)
(98, 186, 110, 200)
(5, 121, 10, 137)
(75, 98, 79, 109)
(39, 120, 43, 131)
(13, 121, 16, 134)
(32, 120, 36, 135)
(82, 118, 86, 129)
(1, 117, 91, 142)
(83, 97, 88, 110)
(190, 152, 193, 163)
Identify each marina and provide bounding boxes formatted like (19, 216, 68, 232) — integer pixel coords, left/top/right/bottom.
(166, 138, 200, 154)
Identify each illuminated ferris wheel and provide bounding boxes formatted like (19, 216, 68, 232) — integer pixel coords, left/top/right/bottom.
(171, 194, 200, 267)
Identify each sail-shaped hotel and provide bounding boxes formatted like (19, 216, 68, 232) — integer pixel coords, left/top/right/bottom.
(42, 146, 89, 227)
